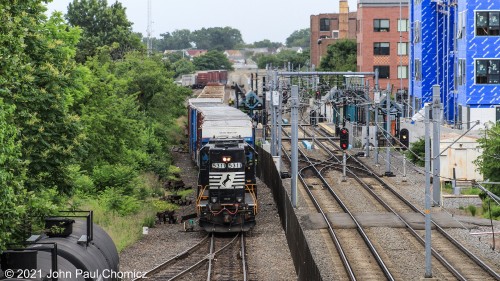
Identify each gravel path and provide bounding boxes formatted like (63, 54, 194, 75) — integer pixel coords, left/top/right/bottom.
(119, 151, 297, 280)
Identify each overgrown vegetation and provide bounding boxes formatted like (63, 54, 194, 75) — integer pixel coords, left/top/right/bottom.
(406, 138, 426, 167)
(0, 0, 191, 250)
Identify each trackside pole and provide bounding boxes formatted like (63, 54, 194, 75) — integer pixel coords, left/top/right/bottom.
(342, 152, 347, 182)
(402, 154, 407, 182)
(424, 104, 432, 278)
(291, 85, 299, 208)
(432, 85, 441, 206)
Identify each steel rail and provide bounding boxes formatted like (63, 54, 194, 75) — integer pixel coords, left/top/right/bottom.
(314, 125, 500, 280)
(281, 141, 357, 281)
(206, 233, 241, 281)
(133, 234, 210, 281)
(241, 233, 248, 281)
(309, 130, 467, 280)
(289, 127, 396, 281)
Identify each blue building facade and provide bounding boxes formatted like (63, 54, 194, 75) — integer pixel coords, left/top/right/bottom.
(411, 0, 500, 126)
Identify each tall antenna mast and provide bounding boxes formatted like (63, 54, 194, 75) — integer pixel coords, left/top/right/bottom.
(147, 0, 152, 56)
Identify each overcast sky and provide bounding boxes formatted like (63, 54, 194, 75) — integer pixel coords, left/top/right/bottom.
(46, 0, 359, 44)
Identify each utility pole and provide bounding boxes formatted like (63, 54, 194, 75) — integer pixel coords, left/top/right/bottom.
(365, 102, 370, 157)
(277, 71, 283, 164)
(291, 85, 299, 208)
(270, 76, 277, 156)
(432, 85, 442, 206)
(146, 0, 153, 56)
(262, 76, 267, 142)
(385, 85, 394, 177)
(424, 104, 433, 278)
(374, 68, 380, 165)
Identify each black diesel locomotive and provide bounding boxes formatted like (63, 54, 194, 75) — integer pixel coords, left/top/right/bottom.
(196, 138, 257, 232)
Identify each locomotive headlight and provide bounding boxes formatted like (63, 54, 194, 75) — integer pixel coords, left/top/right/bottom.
(236, 197, 243, 203)
(211, 197, 218, 203)
(222, 156, 231, 163)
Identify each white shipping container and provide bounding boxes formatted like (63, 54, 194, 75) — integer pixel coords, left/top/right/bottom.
(182, 74, 196, 87)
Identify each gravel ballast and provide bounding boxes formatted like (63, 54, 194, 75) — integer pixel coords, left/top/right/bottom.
(119, 151, 297, 280)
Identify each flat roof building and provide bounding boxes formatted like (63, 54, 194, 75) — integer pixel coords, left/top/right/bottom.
(357, 0, 409, 103)
(310, 0, 357, 68)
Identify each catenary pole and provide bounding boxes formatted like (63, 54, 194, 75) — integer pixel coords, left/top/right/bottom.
(432, 85, 441, 206)
(424, 104, 433, 278)
(291, 85, 299, 208)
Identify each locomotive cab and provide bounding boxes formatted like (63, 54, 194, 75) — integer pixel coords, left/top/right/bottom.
(196, 138, 257, 232)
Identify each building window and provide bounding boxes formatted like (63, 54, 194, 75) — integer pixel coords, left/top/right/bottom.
(397, 42, 408, 55)
(398, 19, 409, 32)
(320, 18, 330, 32)
(457, 59, 466, 85)
(457, 11, 466, 39)
(374, 66, 390, 79)
(476, 12, 500, 36)
(398, 66, 409, 79)
(414, 21, 421, 43)
(476, 59, 500, 84)
(415, 59, 422, 81)
(332, 30, 339, 39)
(374, 42, 390, 55)
(374, 19, 390, 32)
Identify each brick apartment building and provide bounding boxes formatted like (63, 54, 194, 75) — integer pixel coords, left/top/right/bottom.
(357, 0, 409, 94)
(310, 0, 357, 68)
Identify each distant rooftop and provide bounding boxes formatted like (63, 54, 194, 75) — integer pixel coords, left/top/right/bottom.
(358, 0, 408, 6)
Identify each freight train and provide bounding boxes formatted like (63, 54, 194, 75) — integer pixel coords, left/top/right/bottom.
(188, 98, 257, 232)
(182, 70, 228, 89)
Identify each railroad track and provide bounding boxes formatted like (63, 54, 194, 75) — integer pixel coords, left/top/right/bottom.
(281, 124, 499, 280)
(281, 127, 394, 280)
(135, 233, 249, 281)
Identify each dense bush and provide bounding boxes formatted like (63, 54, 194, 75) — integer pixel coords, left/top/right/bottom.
(406, 138, 425, 167)
(0, 1, 192, 249)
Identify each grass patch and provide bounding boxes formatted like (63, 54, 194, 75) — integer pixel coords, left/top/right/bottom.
(461, 188, 482, 195)
(73, 196, 157, 252)
(173, 189, 194, 199)
(467, 205, 477, 216)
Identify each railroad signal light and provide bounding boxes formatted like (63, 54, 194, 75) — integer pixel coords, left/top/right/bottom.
(400, 128, 409, 151)
(310, 110, 317, 126)
(339, 128, 349, 150)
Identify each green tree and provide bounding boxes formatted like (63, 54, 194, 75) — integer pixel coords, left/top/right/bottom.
(156, 29, 192, 51)
(255, 50, 309, 70)
(163, 51, 184, 64)
(66, 0, 144, 62)
(474, 124, 500, 197)
(172, 58, 195, 77)
(286, 28, 310, 48)
(320, 39, 357, 71)
(191, 27, 244, 50)
(0, 5, 87, 193)
(79, 49, 149, 171)
(0, 99, 26, 250)
(193, 50, 234, 71)
(252, 39, 282, 49)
